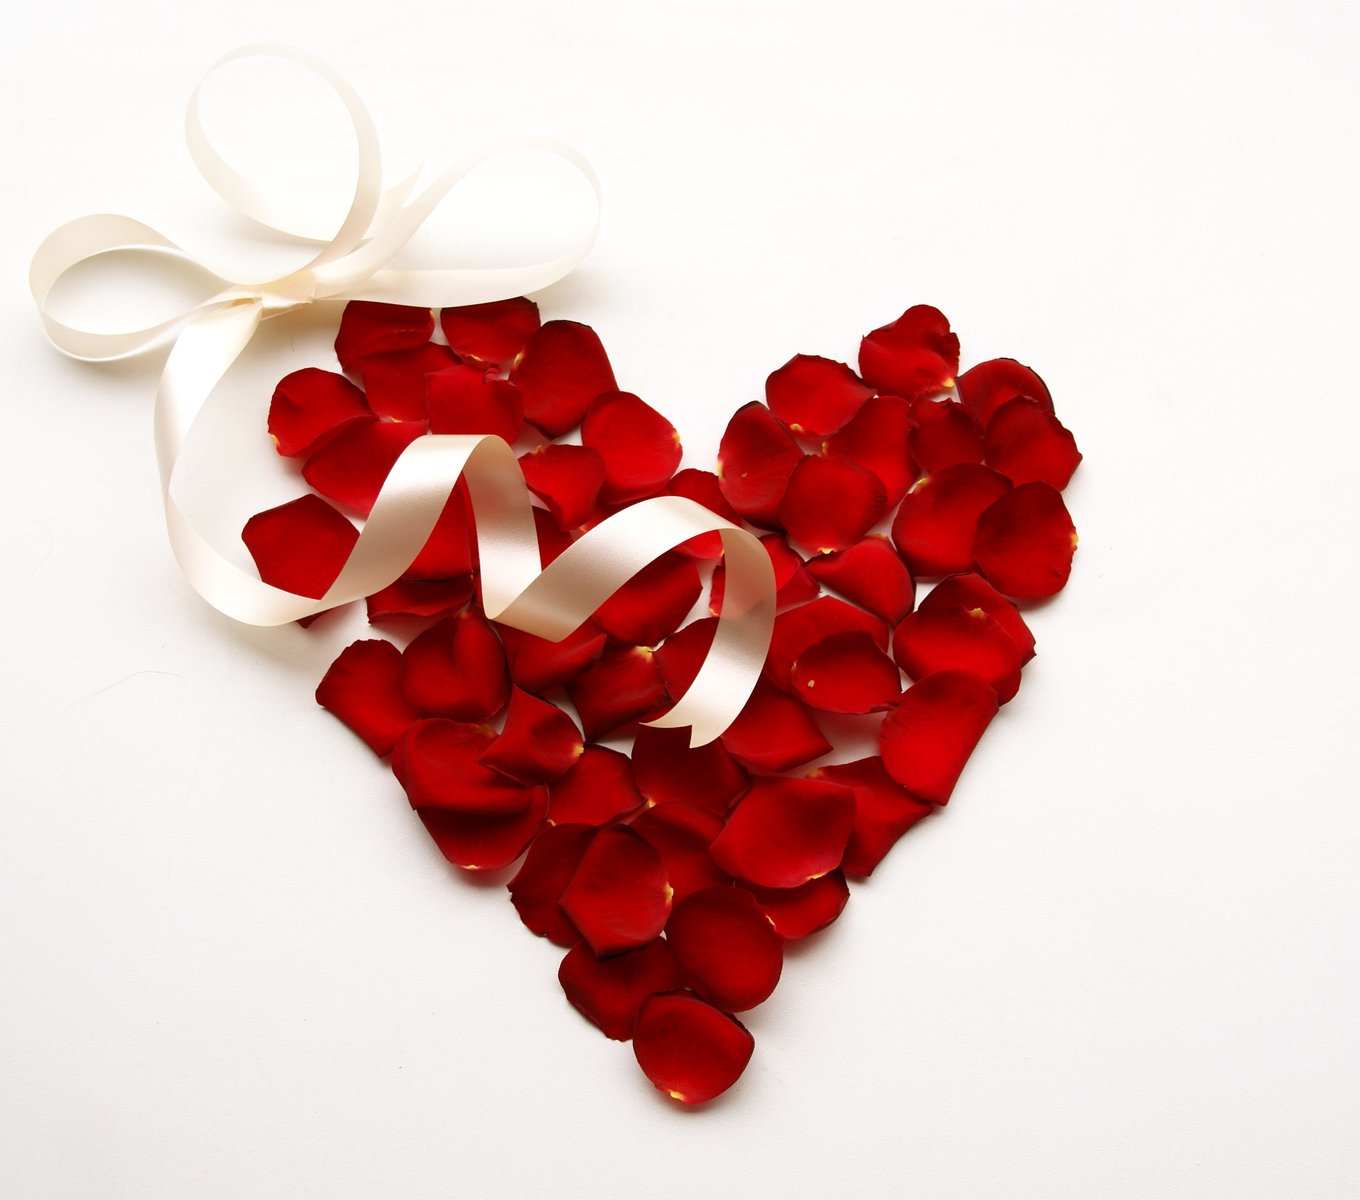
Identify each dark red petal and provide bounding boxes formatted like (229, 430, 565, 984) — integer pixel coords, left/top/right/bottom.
(893, 608, 1023, 702)
(315, 639, 420, 756)
(921, 572, 1036, 663)
(710, 535, 820, 616)
(813, 757, 933, 877)
(301, 418, 426, 516)
(426, 363, 524, 443)
(716, 402, 803, 529)
(268, 368, 370, 458)
(499, 621, 607, 694)
(880, 671, 998, 804)
(594, 552, 702, 647)
(973, 482, 1078, 599)
(710, 777, 855, 888)
(983, 396, 1083, 489)
(560, 826, 673, 958)
(392, 719, 532, 816)
(439, 297, 540, 371)
(629, 804, 731, 902)
(242, 494, 357, 599)
(358, 343, 458, 422)
(566, 645, 668, 741)
(511, 320, 618, 437)
(631, 726, 749, 818)
(779, 455, 887, 555)
(792, 631, 903, 713)
(364, 576, 474, 622)
(653, 617, 715, 699)
(859, 305, 960, 400)
(508, 822, 595, 944)
(416, 790, 548, 871)
(720, 679, 831, 772)
(406, 481, 477, 580)
(740, 872, 849, 938)
(909, 396, 984, 471)
(548, 745, 645, 826)
(765, 354, 873, 436)
(957, 357, 1054, 425)
(559, 938, 683, 1040)
(765, 596, 890, 692)
(334, 301, 434, 373)
(533, 506, 575, 566)
(825, 393, 918, 506)
(666, 887, 783, 1012)
(890, 463, 1012, 579)
(479, 687, 584, 784)
(666, 469, 739, 560)
(518, 444, 605, 530)
(400, 610, 510, 721)
(582, 391, 683, 505)
(634, 991, 754, 1104)
(805, 537, 916, 625)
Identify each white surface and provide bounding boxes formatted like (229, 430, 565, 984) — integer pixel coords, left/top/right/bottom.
(3, 2, 1358, 1197)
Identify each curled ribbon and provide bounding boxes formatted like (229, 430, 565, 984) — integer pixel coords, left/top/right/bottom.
(29, 45, 775, 746)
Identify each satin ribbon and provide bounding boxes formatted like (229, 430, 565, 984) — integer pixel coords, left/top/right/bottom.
(29, 45, 775, 746)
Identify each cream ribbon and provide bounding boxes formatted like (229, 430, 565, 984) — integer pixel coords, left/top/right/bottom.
(28, 45, 775, 747)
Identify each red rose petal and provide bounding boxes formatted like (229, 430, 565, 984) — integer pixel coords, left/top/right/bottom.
(710, 777, 855, 888)
(716, 402, 803, 529)
(364, 576, 474, 622)
(478, 687, 584, 784)
(268, 368, 371, 458)
(417, 790, 548, 871)
(499, 621, 607, 694)
(812, 758, 934, 877)
(893, 607, 1024, 703)
(439, 297, 540, 371)
(334, 301, 434, 373)
(631, 725, 749, 818)
(805, 537, 916, 625)
(518, 444, 605, 531)
(826, 393, 918, 506)
(765, 354, 873, 436)
(890, 463, 1012, 579)
(558, 938, 684, 1041)
(507, 822, 596, 944)
(392, 719, 535, 817)
(548, 745, 645, 826)
(921, 572, 1036, 663)
(357, 343, 458, 422)
(740, 872, 849, 938)
(973, 482, 1078, 599)
(983, 396, 1083, 490)
(859, 305, 960, 400)
(957, 357, 1054, 425)
(880, 671, 998, 805)
(566, 645, 668, 741)
(629, 803, 731, 903)
(426, 363, 524, 444)
(242, 494, 358, 599)
(511, 320, 618, 437)
(909, 396, 984, 471)
(634, 991, 754, 1104)
(560, 826, 673, 958)
(400, 610, 510, 722)
(301, 417, 426, 516)
(765, 596, 890, 692)
(720, 679, 831, 772)
(653, 616, 716, 699)
(594, 552, 703, 647)
(666, 887, 783, 1012)
(533, 506, 575, 566)
(779, 455, 887, 554)
(406, 482, 477, 580)
(315, 639, 421, 756)
(791, 631, 903, 713)
(582, 391, 683, 506)
(667, 469, 740, 560)
(710, 535, 820, 616)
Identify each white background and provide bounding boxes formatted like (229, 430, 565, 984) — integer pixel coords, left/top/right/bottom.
(3, 2, 1358, 1197)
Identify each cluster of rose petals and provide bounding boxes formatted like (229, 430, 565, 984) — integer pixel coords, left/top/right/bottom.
(245, 299, 1081, 1106)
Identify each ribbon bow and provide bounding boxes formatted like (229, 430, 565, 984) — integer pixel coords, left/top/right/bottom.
(29, 45, 775, 746)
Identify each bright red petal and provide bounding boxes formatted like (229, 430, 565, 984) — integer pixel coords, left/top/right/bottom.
(439, 297, 540, 371)
(518, 444, 605, 531)
(983, 396, 1082, 490)
(301, 418, 426, 516)
(791, 631, 903, 713)
(400, 610, 510, 721)
(812, 757, 933, 877)
(720, 679, 831, 772)
(426, 363, 524, 444)
(880, 671, 998, 805)
(315, 639, 420, 756)
(629, 803, 731, 903)
(334, 301, 434, 373)
(765, 354, 873, 436)
(507, 822, 596, 944)
(533, 506, 575, 566)
(566, 645, 668, 741)
(416, 791, 548, 871)
(893, 607, 1023, 702)
(560, 826, 673, 958)
(653, 617, 716, 699)
(764, 596, 890, 692)
(478, 687, 584, 784)
(594, 552, 702, 647)
(499, 621, 607, 694)
(779, 455, 887, 554)
(710, 777, 855, 888)
(957, 357, 1054, 425)
(826, 393, 918, 506)
(548, 745, 645, 826)
(406, 481, 477, 580)
(392, 719, 534, 816)
(805, 537, 916, 625)
(890, 463, 1011, 578)
(740, 872, 849, 938)
(582, 391, 683, 505)
(242, 494, 357, 599)
(364, 576, 473, 622)
(716, 402, 803, 529)
(357, 343, 458, 422)
(920, 572, 1035, 663)
(909, 396, 984, 471)
(558, 938, 683, 1041)
(631, 725, 749, 818)
(858, 305, 960, 400)
(710, 535, 820, 616)
(633, 991, 754, 1104)
(973, 482, 1078, 599)
(268, 368, 370, 458)
(666, 469, 740, 560)
(511, 320, 618, 437)
(666, 887, 783, 1012)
